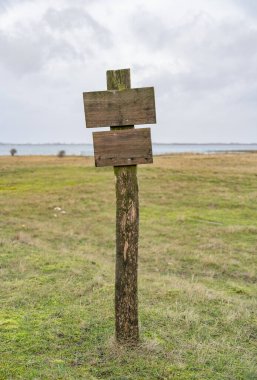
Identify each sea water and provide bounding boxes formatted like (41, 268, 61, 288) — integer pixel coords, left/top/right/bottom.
(0, 143, 257, 156)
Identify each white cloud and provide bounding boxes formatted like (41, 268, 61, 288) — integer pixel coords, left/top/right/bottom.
(0, 0, 257, 143)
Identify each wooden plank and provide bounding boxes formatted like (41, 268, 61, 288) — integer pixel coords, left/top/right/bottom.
(107, 68, 131, 91)
(93, 128, 153, 167)
(84, 87, 156, 128)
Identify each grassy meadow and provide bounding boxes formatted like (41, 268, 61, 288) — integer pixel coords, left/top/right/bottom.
(0, 154, 256, 380)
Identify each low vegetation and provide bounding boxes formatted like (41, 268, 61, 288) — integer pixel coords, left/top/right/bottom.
(10, 148, 17, 156)
(57, 150, 66, 158)
(0, 154, 256, 379)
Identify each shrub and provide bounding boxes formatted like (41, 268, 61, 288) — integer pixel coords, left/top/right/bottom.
(10, 148, 17, 156)
(57, 150, 66, 157)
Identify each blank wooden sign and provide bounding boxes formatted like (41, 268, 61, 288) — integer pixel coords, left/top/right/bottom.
(93, 128, 153, 167)
(84, 87, 156, 128)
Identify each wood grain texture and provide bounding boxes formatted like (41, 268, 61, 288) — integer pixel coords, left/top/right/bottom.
(115, 165, 139, 344)
(106, 68, 139, 344)
(84, 87, 156, 128)
(107, 68, 131, 91)
(93, 128, 153, 167)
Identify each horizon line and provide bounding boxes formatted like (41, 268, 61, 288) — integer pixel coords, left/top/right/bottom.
(1, 142, 257, 146)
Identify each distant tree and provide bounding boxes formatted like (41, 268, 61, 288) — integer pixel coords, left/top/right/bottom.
(57, 150, 66, 157)
(10, 148, 17, 156)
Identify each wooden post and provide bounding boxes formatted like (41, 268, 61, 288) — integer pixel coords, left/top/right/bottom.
(83, 68, 156, 345)
(107, 69, 139, 344)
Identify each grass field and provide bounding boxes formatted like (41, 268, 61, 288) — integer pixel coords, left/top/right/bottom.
(0, 154, 256, 380)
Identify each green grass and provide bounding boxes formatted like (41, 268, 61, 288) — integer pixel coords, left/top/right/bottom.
(0, 154, 256, 379)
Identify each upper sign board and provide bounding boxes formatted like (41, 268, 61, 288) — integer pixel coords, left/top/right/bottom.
(84, 87, 156, 128)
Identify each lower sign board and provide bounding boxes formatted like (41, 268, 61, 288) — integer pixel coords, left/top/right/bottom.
(93, 128, 153, 167)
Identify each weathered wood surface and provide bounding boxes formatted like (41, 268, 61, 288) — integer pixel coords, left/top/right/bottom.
(84, 87, 156, 128)
(93, 128, 153, 167)
(107, 69, 140, 344)
(115, 165, 139, 344)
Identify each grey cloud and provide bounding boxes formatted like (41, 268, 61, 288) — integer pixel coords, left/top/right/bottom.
(132, 11, 257, 100)
(131, 10, 215, 50)
(0, 6, 112, 76)
(1, 0, 257, 144)
(233, 0, 257, 17)
(43, 7, 112, 46)
(131, 8, 257, 143)
(0, 27, 79, 75)
(0, 0, 30, 10)
(0, 0, 17, 7)
(0, 30, 45, 74)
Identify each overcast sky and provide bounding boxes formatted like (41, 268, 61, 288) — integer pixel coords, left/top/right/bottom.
(0, 0, 256, 143)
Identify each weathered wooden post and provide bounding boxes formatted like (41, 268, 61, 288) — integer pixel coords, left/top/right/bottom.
(83, 68, 156, 344)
